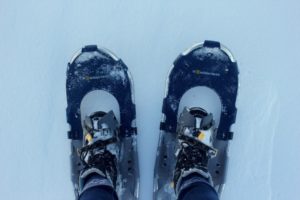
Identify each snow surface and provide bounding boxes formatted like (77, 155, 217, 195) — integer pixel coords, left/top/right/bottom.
(0, 0, 300, 200)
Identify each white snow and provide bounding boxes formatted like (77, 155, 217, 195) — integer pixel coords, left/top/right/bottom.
(80, 90, 120, 123)
(178, 86, 222, 125)
(74, 51, 107, 64)
(0, 1, 300, 200)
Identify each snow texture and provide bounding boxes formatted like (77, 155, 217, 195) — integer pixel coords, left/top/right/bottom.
(0, 1, 300, 200)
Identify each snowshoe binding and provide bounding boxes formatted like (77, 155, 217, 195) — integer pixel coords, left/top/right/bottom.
(78, 111, 119, 197)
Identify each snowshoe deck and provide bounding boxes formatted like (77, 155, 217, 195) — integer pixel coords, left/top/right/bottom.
(66, 45, 139, 200)
(154, 41, 238, 199)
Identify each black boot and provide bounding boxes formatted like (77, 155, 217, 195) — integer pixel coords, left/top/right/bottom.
(173, 107, 217, 194)
(78, 111, 119, 194)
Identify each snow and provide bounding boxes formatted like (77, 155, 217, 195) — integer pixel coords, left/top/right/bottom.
(178, 87, 221, 125)
(80, 90, 120, 123)
(0, 0, 300, 200)
(74, 51, 108, 64)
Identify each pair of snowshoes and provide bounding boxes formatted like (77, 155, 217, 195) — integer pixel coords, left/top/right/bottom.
(66, 40, 238, 200)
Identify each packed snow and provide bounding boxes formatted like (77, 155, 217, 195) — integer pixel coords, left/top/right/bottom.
(0, 1, 300, 200)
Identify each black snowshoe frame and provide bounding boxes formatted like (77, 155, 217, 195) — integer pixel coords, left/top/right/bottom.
(66, 45, 139, 200)
(154, 41, 238, 199)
